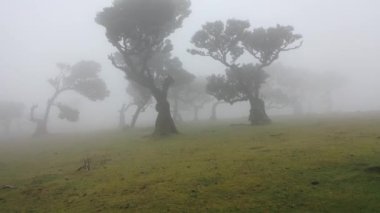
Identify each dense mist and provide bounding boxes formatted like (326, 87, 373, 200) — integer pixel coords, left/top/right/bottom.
(1, 0, 380, 136)
(2, 1, 380, 212)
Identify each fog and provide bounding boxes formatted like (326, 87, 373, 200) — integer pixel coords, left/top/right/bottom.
(1, 0, 380, 136)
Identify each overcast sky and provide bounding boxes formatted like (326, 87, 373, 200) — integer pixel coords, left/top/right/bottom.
(1, 0, 380, 131)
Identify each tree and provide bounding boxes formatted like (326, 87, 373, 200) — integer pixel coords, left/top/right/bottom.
(266, 64, 345, 114)
(168, 68, 195, 122)
(317, 71, 345, 113)
(0, 101, 24, 135)
(209, 101, 224, 121)
(119, 104, 132, 129)
(189, 20, 302, 125)
(241, 25, 302, 123)
(119, 82, 152, 129)
(96, 0, 191, 136)
(261, 87, 291, 110)
(31, 61, 109, 136)
(179, 77, 213, 121)
(265, 64, 308, 114)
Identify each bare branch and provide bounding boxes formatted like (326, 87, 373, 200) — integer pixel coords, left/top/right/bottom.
(281, 41, 303, 51)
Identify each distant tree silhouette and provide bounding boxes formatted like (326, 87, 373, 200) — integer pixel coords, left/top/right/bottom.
(119, 103, 133, 129)
(119, 82, 152, 130)
(96, 0, 191, 136)
(261, 87, 291, 110)
(209, 101, 224, 121)
(179, 77, 213, 121)
(268, 64, 345, 114)
(168, 68, 195, 122)
(190, 20, 302, 125)
(31, 61, 109, 136)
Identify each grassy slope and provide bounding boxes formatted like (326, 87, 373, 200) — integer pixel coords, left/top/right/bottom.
(1, 113, 380, 212)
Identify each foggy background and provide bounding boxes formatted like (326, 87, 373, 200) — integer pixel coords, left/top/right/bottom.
(1, 0, 380, 134)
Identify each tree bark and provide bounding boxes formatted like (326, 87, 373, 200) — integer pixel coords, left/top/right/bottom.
(248, 92, 271, 125)
(154, 98, 178, 136)
(151, 76, 178, 136)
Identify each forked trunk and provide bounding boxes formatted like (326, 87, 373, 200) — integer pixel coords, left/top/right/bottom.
(154, 99, 178, 136)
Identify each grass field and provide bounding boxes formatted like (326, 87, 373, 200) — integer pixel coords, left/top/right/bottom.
(1, 113, 380, 212)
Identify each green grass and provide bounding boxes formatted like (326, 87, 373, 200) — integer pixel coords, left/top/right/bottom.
(1, 113, 380, 212)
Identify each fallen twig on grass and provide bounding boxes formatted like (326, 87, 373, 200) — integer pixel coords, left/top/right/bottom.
(0, 185, 16, 190)
(77, 158, 91, 171)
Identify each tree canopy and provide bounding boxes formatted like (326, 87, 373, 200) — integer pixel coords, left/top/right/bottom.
(52, 61, 109, 101)
(190, 19, 302, 124)
(31, 61, 109, 136)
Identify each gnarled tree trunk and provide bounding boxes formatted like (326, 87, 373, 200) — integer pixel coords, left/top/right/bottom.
(151, 76, 178, 136)
(154, 99, 178, 136)
(248, 91, 271, 125)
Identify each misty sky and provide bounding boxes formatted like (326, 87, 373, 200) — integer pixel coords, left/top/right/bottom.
(1, 0, 380, 131)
